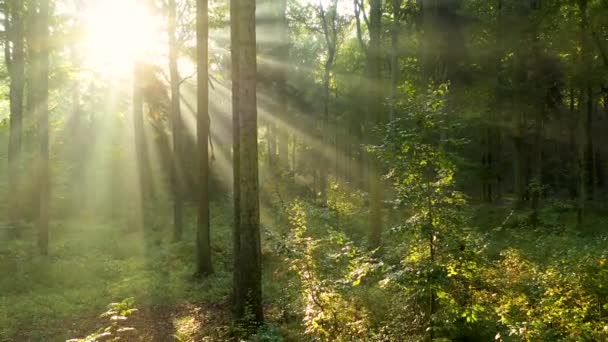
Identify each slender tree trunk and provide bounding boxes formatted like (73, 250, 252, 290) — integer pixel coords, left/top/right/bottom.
(513, 107, 527, 206)
(530, 103, 543, 225)
(586, 97, 596, 200)
(168, 0, 184, 241)
(291, 134, 297, 175)
(277, 0, 289, 170)
(319, 63, 330, 205)
(530, 9, 543, 225)
(230, 0, 242, 316)
(196, 0, 213, 275)
(569, 86, 578, 199)
(232, 0, 264, 327)
(267, 121, 276, 166)
(5, 0, 25, 237)
(133, 64, 146, 230)
(318, 0, 337, 206)
(35, 0, 50, 255)
(484, 0, 505, 203)
(389, 0, 401, 121)
(368, 0, 383, 249)
(577, 0, 591, 226)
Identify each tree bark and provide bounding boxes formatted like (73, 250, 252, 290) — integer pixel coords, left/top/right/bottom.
(277, 0, 289, 170)
(367, 0, 383, 249)
(232, 0, 264, 327)
(35, 0, 50, 255)
(318, 0, 338, 206)
(389, 0, 401, 121)
(5, 0, 25, 237)
(230, 0, 242, 317)
(168, 0, 184, 241)
(577, 0, 591, 226)
(133, 64, 146, 231)
(196, 0, 213, 275)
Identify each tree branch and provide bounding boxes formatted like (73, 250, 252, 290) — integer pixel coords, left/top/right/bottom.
(353, 0, 368, 56)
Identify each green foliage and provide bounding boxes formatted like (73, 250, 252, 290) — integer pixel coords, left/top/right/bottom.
(283, 200, 380, 341)
(67, 298, 137, 342)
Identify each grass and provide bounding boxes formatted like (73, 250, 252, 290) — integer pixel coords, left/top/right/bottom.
(1, 175, 607, 341)
(0, 203, 235, 342)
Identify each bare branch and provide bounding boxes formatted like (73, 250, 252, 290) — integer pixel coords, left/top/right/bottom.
(353, 0, 368, 56)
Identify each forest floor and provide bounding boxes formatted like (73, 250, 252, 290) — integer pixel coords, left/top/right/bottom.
(1, 194, 607, 341)
(0, 203, 238, 342)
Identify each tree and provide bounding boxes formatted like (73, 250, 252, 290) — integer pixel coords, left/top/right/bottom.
(168, 0, 184, 241)
(132, 63, 146, 231)
(4, 0, 26, 238)
(389, 0, 401, 121)
(34, 0, 50, 255)
(577, 0, 591, 226)
(231, 0, 264, 327)
(354, 0, 384, 249)
(196, 0, 213, 275)
(276, 0, 289, 170)
(318, 0, 339, 205)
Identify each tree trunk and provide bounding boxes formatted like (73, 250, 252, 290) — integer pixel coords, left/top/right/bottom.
(318, 0, 338, 206)
(267, 121, 276, 166)
(484, 0, 505, 203)
(232, 0, 264, 328)
(5, 0, 25, 237)
(133, 64, 146, 230)
(230, 0, 242, 318)
(577, 0, 591, 227)
(529, 7, 543, 225)
(586, 96, 596, 200)
(168, 0, 184, 241)
(196, 0, 214, 275)
(367, 0, 383, 249)
(530, 103, 543, 225)
(513, 105, 527, 206)
(35, 0, 50, 255)
(277, 0, 289, 170)
(389, 0, 401, 121)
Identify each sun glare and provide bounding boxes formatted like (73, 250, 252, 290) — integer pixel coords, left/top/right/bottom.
(81, 0, 165, 77)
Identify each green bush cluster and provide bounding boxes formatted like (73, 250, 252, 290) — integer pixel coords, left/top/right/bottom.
(267, 84, 608, 341)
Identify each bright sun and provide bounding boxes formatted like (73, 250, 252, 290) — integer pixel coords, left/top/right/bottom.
(81, 0, 165, 77)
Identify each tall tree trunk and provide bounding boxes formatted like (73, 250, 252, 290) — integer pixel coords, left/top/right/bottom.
(277, 0, 289, 170)
(168, 0, 184, 241)
(483, 0, 505, 203)
(577, 0, 591, 226)
(367, 0, 383, 249)
(586, 96, 596, 200)
(318, 0, 337, 206)
(35, 0, 50, 255)
(230, 0, 242, 317)
(267, 121, 276, 166)
(513, 87, 527, 206)
(529, 7, 543, 225)
(196, 0, 213, 275)
(389, 0, 401, 121)
(232, 0, 264, 327)
(318, 62, 330, 205)
(568, 86, 577, 198)
(530, 102, 543, 225)
(5, 0, 25, 237)
(133, 64, 146, 230)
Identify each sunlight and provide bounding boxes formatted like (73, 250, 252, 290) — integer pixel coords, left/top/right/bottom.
(297, 0, 353, 13)
(81, 0, 165, 77)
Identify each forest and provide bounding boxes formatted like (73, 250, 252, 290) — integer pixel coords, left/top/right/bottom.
(0, 0, 607, 341)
